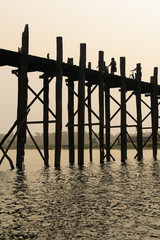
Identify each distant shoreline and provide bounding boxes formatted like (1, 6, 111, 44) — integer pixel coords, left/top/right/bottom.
(7, 143, 159, 150)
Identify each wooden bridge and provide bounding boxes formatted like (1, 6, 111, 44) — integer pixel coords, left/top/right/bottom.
(0, 25, 160, 169)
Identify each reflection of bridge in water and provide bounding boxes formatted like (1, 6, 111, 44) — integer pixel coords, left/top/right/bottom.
(0, 24, 160, 169)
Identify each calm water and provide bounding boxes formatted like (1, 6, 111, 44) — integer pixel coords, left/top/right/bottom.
(1, 149, 160, 240)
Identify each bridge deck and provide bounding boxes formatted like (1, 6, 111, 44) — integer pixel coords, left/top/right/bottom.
(0, 48, 159, 95)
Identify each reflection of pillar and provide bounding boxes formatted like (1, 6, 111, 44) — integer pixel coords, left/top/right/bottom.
(151, 67, 158, 160)
(135, 63, 143, 160)
(87, 62, 93, 162)
(43, 74, 49, 167)
(120, 57, 127, 162)
(67, 58, 75, 165)
(55, 37, 63, 168)
(16, 25, 29, 170)
(98, 51, 104, 163)
(78, 44, 86, 166)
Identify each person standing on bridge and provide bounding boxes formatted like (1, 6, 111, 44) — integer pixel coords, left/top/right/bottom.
(107, 58, 117, 74)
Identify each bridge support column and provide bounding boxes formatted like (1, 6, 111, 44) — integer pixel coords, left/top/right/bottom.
(87, 62, 93, 162)
(98, 51, 104, 163)
(120, 57, 127, 162)
(16, 25, 29, 170)
(135, 64, 143, 160)
(43, 74, 49, 167)
(78, 43, 86, 166)
(151, 67, 158, 160)
(67, 58, 75, 165)
(55, 37, 63, 168)
(105, 83, 110, 161)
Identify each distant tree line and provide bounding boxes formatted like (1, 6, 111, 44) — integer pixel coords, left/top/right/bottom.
(0, 132, 99, 149)
(0, 131, 157, 149)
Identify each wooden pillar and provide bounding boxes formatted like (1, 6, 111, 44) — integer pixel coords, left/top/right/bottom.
(78, 43, 86, 166)
(87, 62, 93, 162)
(16, 24, 29, 170)
(67, 58, 75, 165)
(98, 51, 104, 163)
(120, 57, 127, 162)
(105, 80, 110, 162)
(43, 74, 49, 167)
(151, 67, 158, 159)
(135, 63, 143, 160)
(55, 37, 63, 168)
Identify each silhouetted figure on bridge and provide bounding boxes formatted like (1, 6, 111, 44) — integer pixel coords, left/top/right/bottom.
(107, 58, 117, 74)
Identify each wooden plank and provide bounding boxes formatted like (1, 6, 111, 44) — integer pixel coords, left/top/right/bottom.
(67, 58, 75, 165)
(135, 63, 143, 160)
(120, 57, 127, 162)
(78, 43, 86, 166)
(98, 51, 104, 163)
(87, 62, 93, 162)
(43, 74, 49, 167)
(16, 24, 29, 169)
(55, 37, 63, 168)
(151, 67, 158, 159)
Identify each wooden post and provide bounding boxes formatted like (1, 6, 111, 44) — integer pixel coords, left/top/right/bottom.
(43, 74, 49, 167)
(135, 63, 143, 160)
(105, 78, 110, 162)
(16, 24, 29, 170)
(78, 43, 86, 166)
(120, 57, 127, 162)
(98, 51, 104, 163)
(67, 58, 75, 165)
(151, 67, 158, 159)
(87, 62, 93, 162)
(55, 37, 63, 168)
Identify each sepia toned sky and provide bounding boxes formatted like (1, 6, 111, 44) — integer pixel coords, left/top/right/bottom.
(0, 0, 160, 134)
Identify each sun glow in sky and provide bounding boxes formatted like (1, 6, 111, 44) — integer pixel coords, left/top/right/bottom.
(1, 0, 160, 134)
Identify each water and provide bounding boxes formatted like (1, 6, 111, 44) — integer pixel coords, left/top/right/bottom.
(1, 149, 160, 239)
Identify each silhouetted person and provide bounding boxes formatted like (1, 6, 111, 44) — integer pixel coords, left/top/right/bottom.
(130, 66, 142, 79)
(107, 58, 117, 74)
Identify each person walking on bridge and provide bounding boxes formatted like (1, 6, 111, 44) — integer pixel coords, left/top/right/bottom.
(107, 58, 117, 74)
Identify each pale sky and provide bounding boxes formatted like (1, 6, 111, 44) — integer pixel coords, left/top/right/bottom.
(0, 0, 160, 134)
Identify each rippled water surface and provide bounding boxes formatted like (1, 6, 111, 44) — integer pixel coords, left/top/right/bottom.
(1, 149, 160, 239)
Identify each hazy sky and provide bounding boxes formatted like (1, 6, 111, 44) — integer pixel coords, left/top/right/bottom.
(0, 0, 160, 134)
